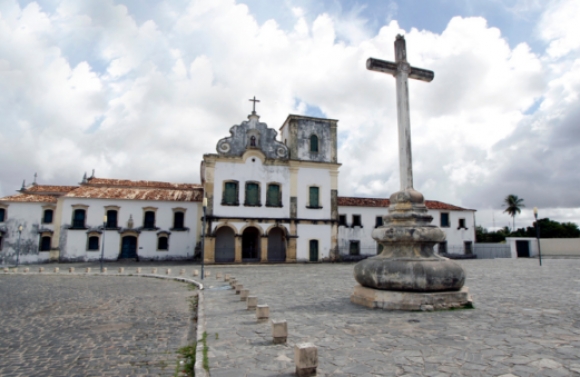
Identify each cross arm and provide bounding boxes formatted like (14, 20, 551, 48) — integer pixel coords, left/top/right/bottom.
(408, 67, 434, 82)
(366, 58, 397, 75)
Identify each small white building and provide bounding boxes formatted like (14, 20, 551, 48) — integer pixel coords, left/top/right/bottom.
(0, 109, 476, 264)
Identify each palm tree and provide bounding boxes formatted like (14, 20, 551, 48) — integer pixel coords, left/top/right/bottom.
(503, 194, 525, 231)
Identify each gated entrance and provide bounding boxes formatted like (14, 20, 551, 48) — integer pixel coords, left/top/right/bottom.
(215, 226, 235, 262)
(267, 227, 286, 262)
(242, 227, 260, 262)
(516, 240, 530, 258)
(120, 236, 138, 259)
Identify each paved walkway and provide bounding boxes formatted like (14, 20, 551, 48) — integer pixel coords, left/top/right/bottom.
(0, 274, 194, 377)
(201, 259, 580, 377)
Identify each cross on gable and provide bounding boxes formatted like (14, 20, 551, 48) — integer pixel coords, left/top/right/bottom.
(249, 96, 260, 114)
(366, 35, 434, 191)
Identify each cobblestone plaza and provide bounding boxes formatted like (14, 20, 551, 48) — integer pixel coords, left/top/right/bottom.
(1, 258, 579, 376)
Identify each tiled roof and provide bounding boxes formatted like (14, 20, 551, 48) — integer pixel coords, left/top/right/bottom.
(337, 197, 472, 211)
(24, 185, 78, 193)
(65, 186, 203, 202)
(0, 193, 58, 203)
(85, 178, 201, 190)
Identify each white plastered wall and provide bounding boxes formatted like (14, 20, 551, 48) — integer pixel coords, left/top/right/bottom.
(296, 224, 332, 261)
(296, 167, 332, 219)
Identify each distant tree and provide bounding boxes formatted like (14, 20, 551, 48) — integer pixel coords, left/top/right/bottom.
(503, 194, 525, 231)
(475, 226, 508, 242)
(492, 218, 580, 239)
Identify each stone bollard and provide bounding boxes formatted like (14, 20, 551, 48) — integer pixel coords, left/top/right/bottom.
(256, 304, 269, 320)
(205, 270, 211, 277)
(102, 268, 107, 274)
(23, 267, 29, 273)
(224, 274, 230, 281)
(39, 267, 44, 273)
(216, 272, 222, 279)
(240, 289, 249, 300)
(180, 269, 185, 276)
(193, 269, 199, 277)
(3, 267, 8, 273)
(136, 267, 141, 274)
(118, 267, 124, 274)
(272, 319, 288, 344)
(85, 267, 91, 274)
(152, 268, 157, 274)
(229, 278, 237, 286)
(235, 284, 243, 294)
(69, 267, 74, 273)
(247, 296, 258, 310)
(295, 343, 317, 377)
(54, 267, 59, 273)
(166, 269, 171, 275)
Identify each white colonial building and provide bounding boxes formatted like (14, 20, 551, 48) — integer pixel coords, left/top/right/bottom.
(0, 110, 475, 265)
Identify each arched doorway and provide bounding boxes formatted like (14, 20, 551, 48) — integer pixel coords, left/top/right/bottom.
(215, 226, 235, 262)
(267, 227, 286, 262)
(242, 227, 260, 262)
(120, 236, 138, 259)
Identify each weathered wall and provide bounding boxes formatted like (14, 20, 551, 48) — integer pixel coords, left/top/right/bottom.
(295, 224, 332, 261)
(540, 238, 580, 257)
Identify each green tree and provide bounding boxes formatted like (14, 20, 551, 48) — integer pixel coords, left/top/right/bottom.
(503, 194, 525, 231)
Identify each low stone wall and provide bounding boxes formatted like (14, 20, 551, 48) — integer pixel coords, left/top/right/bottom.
(540, 239, 580, 257)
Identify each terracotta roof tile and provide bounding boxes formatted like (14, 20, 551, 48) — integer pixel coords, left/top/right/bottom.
(0, 193, 58, 203)
(337, 197, 472, 211)
(24, 185, 78, 193)
(65, 186, 203, 202)
(86, 178, 201, 190)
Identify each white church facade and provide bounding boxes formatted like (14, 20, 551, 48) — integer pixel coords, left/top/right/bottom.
(0, 110, 476, 265)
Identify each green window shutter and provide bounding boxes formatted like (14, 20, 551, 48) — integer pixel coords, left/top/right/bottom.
(267, 184, 280, 206)
(310, 135, 319, 152)
(246, 183, 259, 206)
(309, 187, 319, 207)
(224, 182, 237, 205)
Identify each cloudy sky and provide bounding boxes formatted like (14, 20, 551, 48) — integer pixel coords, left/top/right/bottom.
(1, 0, 579, 229)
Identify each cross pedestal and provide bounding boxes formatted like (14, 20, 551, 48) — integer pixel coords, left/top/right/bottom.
(351, 35, 472, 311)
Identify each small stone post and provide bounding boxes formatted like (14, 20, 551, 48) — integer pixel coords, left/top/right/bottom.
(247, 296, 257, 310)
(118, 267, 124, 274)
(166, 269, 171, 275)
(216, 272, 222, 279)
(23, 267, 29, 273)
(193, 269, 199, 277)
(240, 289, 249, 300)
(256, 304, 269, 320)
(295, 343, 317, 377)
(3, 267, 8, 273)
(102, 267, 107, 274)
(224, 274, 230, 281)
(69, 267, 74, 273)
(271, 320, 288, 344)
(53, 267, 59, 273)
(38, 267, 44, 273)
(85, 267, 91, 274)
(229, 278, 237, 287)
(151, 268, 157, 274)
(205, 270, 211, 277)
(179, 269, 185, 276)
(235, 284, 243, 294)
(136, 267, 141, 274)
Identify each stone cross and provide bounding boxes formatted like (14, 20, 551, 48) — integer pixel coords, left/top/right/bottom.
(249, 96, 260, 114)
(367, 35, 434, 190)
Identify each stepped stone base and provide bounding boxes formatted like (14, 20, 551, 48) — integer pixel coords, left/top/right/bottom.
(351, 284, 472, 311)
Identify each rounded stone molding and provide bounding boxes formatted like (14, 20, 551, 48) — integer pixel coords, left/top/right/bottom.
(217, 141, 231, 153)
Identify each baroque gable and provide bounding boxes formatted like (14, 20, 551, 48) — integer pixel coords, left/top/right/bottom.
(216, 113, 288, 159)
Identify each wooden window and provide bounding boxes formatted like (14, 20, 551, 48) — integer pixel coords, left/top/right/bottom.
(458, 218, 466, 229)
(72, 209, 86, 228)
(106, 210, 118, 228)
(173, 212, 185, 229)
(223, 181, 239, 205)
(438, 241, 447, 254)
(310, 135, 319, 153)
(338, 215, 346, 226)
(88, 236, 100, 251)
(144, 211, 156, 229)
(440, 213, 450, 227)
(266, 184, 282, 207)
(308, 187, 320, 208)
(245, 182, 260, 206)
(349, 241, 360, 255)
(352, 215, 362, 227)
(39, 236, 51, 251)
(42, 209, 53, 224)
(0, 208, 5, 222)
(375, 216, 383, 228)
(158, 236, 169, 250)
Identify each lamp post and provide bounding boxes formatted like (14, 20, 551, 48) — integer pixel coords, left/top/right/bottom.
(100, 215, 107, 272)
(201, 197, 207, 280)
(533, 207, 542, 266)
(16, 225, 23, 267)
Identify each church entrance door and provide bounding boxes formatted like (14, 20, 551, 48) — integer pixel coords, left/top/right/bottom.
(242, 227, 260, 262)
(120, 236, 138, 259)
(267, 227, 286, 262)
(215, 227, 235, 262)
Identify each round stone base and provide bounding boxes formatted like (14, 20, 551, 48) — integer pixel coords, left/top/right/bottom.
(350, 284, 473, 311)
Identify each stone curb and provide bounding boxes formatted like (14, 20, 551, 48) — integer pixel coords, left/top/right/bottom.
(0, 270, 207, 377)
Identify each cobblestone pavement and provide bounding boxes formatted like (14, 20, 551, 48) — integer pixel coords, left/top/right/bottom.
(200, 258, 580, 377)
(0, 274, 195, 377)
